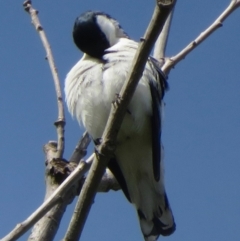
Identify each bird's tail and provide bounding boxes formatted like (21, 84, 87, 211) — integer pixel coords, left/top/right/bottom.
(136, 189, 175, 241)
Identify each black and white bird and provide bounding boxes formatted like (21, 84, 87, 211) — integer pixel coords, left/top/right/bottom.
(65, 11, 175, 241)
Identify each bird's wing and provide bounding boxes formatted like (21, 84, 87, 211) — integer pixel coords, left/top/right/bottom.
(149, 79, 161, 182)
(147, 57, 168, 181)
(107, 158, 131, 202)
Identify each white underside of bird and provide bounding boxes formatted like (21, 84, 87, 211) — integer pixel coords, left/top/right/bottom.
(65, 38, 175, 240)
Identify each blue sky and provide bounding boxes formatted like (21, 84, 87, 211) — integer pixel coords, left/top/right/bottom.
(0, 1, 240, 241)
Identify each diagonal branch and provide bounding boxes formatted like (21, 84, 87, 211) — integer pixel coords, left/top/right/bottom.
(161, 0, 240, 75)
(62, 1, 176, 241)
(23, 0, 65, 158)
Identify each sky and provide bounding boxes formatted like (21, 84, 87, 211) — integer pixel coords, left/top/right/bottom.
(0, 0, 240, 241)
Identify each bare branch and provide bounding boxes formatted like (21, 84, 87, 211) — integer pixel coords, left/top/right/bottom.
(1, 132, 92, 241)
(161, 0, 240, 75)
(69, 131, 91, 165)
(23, 0, 65, 158)
(1, 131, 118, 241)
(27, 143, 75, 241)
(26, 131, 90, 241)
(97, 169, 120, 192)
(1, 154, 92, 241)
(153, 9, 174, 65)
(62, 1, 176, 241)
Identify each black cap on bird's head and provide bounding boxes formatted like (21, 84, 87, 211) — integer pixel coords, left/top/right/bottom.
(73, 11, 129, 59)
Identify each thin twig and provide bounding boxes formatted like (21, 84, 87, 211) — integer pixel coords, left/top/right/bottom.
(69, 131, 91, 164)
(23, 0, 65, 158)
(161, 0, 240, 75)
(63, 1, 176, 240)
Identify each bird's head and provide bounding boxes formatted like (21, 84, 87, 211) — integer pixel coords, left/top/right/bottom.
(73, 11, 129, 59)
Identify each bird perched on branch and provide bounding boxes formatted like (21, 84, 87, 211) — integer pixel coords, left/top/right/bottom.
(65, 11, 175, 241)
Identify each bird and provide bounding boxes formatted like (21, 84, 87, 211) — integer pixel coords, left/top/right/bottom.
(65, 11, 175, 241)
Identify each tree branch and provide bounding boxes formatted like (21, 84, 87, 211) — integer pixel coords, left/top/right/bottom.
(62, 1, 176, 241)
(26, 132, 91, 241)
(161, 0, 240, 75)
(153, 8, 175, 65)
(23, 0, 65, 158)
(69, 132, 91, 165)
(1, 158, 91, 241)
(27, 143, 75, 241)
(97, 169, 120, 192)
(1, 131, 119, 241)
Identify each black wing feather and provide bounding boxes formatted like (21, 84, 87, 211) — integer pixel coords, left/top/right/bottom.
(149, 80, 161, 182)
(149, 56, 169, 95)
(148, 57, 168, 182)
(94, 139, 131, 202)
(107, 158, 131, 202)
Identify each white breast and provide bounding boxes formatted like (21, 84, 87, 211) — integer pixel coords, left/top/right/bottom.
(65, 39, 158, 141)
